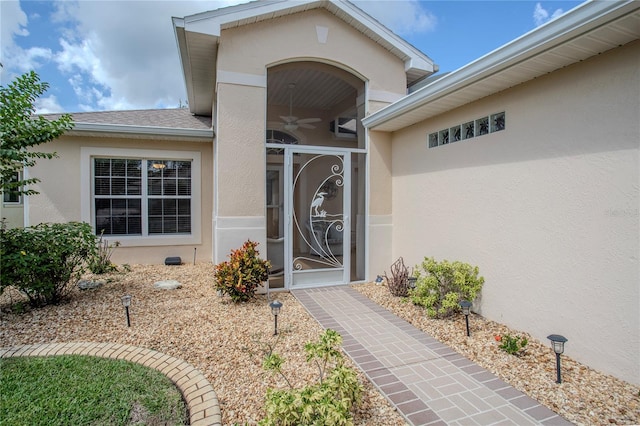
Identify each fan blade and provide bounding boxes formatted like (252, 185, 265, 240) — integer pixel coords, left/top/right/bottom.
(297, 118, 321, 124)
(280, 115, 298, 123)
(298, 123, 316, 129)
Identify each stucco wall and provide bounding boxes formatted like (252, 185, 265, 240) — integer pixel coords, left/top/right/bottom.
(0, 204, 24, 228)
(214, 83, 268, 258)
(212, 7, 409, 271)
(218, 9, 406, 95)
(216, 84, 266, 217)
(27, 136, 214, 265)
(389, 41, 639, 385)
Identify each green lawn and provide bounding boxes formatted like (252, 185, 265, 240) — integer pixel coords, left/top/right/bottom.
(0, 355, 187, 426)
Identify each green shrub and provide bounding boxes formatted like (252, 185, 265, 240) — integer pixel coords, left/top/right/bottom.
(410, 257, 484, 318)
(214, 240, 270, 302)
(496, 334, 528, 355)
(260, 329, 363, 426)
(0, 222, 97, 307)
(87, 231, 120, 274)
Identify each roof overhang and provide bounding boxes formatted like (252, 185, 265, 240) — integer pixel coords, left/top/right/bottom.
(67, 122, 214, 142)
(173, 19, 219, 117)
(363, 0, 640, 132)
(172, 0, 437, 116)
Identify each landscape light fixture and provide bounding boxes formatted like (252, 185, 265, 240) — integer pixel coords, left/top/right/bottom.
(269, 300, 283, 335)
(459, 300, 472, 337)
(547, 334, 568, 383)
(375, 275, 383, 285)
(407, 277, 417, 290)
(121, 295, 132, 327)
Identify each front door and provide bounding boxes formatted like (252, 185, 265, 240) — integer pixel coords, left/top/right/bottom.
(285, 148, 350, 288)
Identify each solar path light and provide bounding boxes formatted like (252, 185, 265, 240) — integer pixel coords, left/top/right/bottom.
(269, 300, 283, 336)
(547, 334, 568, 383)
(407, 277, 417, 290)
(121, 295, 132, 327)
(459, 300, 472, 337)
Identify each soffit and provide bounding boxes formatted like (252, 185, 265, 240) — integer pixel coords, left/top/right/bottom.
(174, 25, 218, 117)
(364, 1, 640, 132)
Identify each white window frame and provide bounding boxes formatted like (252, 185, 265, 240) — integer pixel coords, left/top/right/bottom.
(81, 147, 201, 247)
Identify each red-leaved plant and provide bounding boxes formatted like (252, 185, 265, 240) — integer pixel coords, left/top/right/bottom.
(214, 240, 270, 302)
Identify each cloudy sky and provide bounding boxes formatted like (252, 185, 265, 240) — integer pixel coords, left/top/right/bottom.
(1, 0, 582, 113)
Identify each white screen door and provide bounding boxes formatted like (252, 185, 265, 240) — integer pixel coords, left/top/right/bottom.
(285, 148, 350, 288)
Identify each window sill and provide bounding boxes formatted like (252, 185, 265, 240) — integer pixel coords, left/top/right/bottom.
(101, 234, 201, 247)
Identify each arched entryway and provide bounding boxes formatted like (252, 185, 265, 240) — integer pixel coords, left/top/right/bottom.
(265, 61, 367, 290)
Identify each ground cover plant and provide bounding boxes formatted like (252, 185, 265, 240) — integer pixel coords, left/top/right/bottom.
(496, 333, 528, 356)
(0, 355, 187, 426)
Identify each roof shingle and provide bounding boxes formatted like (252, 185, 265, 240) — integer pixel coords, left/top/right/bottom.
(41, 108, 212, 130)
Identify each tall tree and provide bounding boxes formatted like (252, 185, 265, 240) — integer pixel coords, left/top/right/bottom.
(0, 71, 74, 196)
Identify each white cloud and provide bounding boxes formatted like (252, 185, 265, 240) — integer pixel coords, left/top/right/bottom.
(35, 94, 65, 114)
(1, 0, 32, 81)
(0, 0, 28, 47)
(533, 3, 565, 27)
(68, 74, 95, 105)
(355, 0, 437, 35)
(45, 0, 244, 111)
(10, 47, 53, 73)
(3, 0, 437, 111)
(56, 38, 103, 78)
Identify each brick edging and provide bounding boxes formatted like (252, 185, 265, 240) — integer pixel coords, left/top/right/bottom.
(0, 342, 221, 426)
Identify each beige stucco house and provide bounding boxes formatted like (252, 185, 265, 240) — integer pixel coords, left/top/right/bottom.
(3, 0, 638, 386)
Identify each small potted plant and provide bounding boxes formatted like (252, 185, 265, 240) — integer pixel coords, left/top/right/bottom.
(214, 240, 270, 302)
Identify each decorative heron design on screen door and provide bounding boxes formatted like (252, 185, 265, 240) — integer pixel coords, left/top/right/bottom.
(289, 152, 350, 286)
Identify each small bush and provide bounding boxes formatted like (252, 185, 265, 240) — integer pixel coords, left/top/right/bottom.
(410, 257, 484, 318)
(214, 240, 270, 302)
(496, 334, 528, 355)
(260, 329, 363, 426)
(0, 222, 97, 307)
(87, 231, 120, 274)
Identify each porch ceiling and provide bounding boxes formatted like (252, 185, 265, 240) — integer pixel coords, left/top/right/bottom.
(267, 67, 356, 111)
(363, 1, 640, 132)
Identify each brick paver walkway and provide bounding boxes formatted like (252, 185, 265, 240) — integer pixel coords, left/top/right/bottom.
(293, 286, 573, 426)
(0, 342, 220, 426)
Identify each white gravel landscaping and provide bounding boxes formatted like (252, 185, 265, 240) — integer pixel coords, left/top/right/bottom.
(1, 263, 638, 425)
(0, 264, 403, 426)
(353, 284, 640, 426)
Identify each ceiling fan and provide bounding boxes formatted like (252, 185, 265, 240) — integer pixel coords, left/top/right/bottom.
(280, 83, 321, 131)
